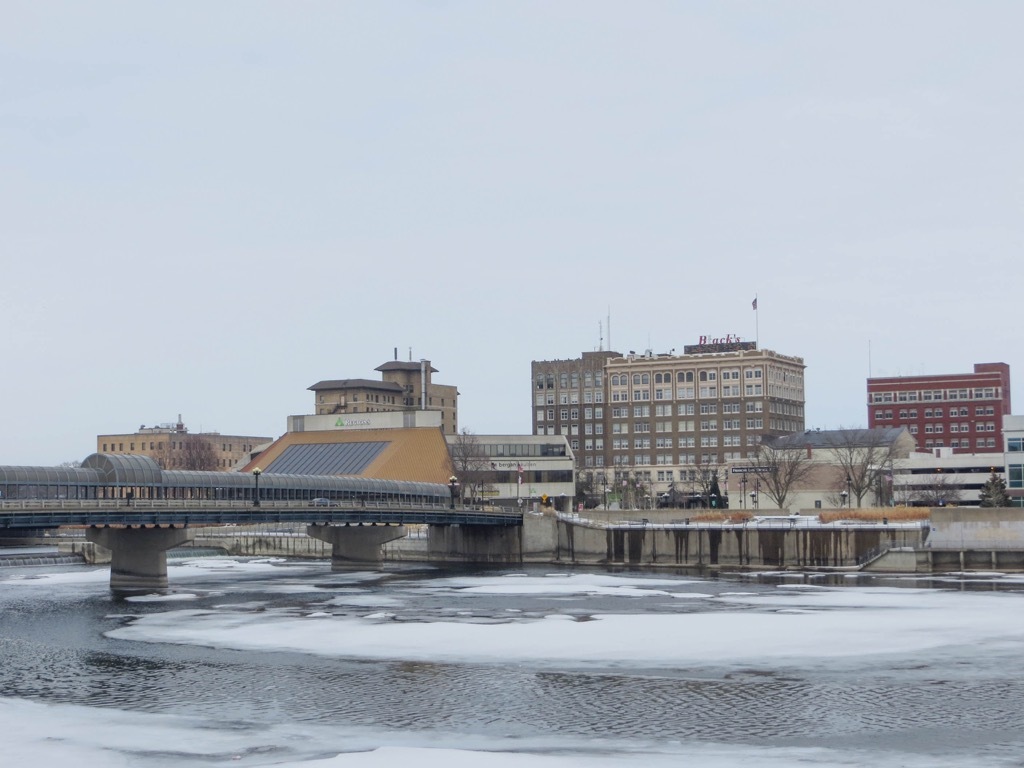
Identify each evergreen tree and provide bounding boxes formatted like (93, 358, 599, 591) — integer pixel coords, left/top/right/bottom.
(979, 471, 1010, 508)
(708, 473, 723, 509)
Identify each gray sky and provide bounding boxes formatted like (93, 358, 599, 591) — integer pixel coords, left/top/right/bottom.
(3, 2, 1022, 466)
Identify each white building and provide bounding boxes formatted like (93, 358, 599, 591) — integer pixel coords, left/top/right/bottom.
(446, 434, 575, 512)
(1004, 415, 1024, 507)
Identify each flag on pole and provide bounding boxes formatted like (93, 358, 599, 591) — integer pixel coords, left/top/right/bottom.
(517, 463, 523, 485)
(752, 297, 758, 310)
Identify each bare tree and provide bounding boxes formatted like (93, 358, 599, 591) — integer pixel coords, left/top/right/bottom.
(575, 470, 596, 508)
(155, 433, 218, 470)
(694, 457, 725, 508)
(448, 429, 494, 503)
(913, 472, 963, 508)
(824, 428, 901, 508)
(181, 434, 218, 471)
(753, 442, 816, 510)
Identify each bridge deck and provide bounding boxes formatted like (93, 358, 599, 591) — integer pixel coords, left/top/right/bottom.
(0, 499, 522, 528)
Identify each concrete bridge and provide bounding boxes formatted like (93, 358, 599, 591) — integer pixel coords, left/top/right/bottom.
(0, 453, 522, 589)
(1, 498, 521, 589)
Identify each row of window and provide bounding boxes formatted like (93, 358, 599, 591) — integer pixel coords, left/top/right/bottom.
(535, 372, 604, 390)
(905, 422, 997, 434)
(535, 390, 604, 406)
(575, 452, 760, 468)
(478, 443, 567, 458)
(923, 438, 998, 450)
(871, 387, 1001, 404)
(100, 441, 255, 454)
(537, 402, 768, 423)
(607, 434, 757, 450)
(608, 385, 765, 401)
(606, 369, 764, 388)
(875, 406, 998, 419)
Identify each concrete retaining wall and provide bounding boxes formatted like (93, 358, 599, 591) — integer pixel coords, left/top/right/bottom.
(555, 519, 923, 568)
(927, 508, 1024, 549)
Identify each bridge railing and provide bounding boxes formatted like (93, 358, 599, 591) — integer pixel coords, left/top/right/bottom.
(0, 499, 497, 511)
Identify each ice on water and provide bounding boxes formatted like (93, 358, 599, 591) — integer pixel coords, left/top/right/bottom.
(5, 561, 1024, 767)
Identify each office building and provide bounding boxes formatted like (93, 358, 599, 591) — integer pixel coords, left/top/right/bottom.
(97, 416, 271, 471)
(532, 341, 806, 496)
(867, 363, 1011, 454)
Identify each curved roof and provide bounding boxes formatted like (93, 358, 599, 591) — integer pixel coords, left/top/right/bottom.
(81, 453, 163, 485)
(0, 465, 101, 485)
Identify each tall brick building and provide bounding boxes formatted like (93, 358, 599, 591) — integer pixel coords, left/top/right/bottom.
(532, 342, 805, 494)
(866, 362, 1011, 454)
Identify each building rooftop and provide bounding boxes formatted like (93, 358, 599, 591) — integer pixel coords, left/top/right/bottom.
(241, 427, 453, 483)
(769, 427, 911, 450)
(308, 379, 404, 392)
(375, 361, 438, 373)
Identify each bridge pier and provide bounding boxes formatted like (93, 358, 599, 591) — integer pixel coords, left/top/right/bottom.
(86, 526, 195, 590)
(306, 523, 406, 568)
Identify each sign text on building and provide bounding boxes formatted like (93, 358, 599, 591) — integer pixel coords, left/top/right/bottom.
(683, 336, 758, 355)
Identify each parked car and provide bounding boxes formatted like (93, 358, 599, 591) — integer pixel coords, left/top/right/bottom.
(310, 498, 332, 507)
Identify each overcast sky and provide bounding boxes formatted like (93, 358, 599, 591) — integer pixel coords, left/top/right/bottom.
(2, 2, 1022, 466)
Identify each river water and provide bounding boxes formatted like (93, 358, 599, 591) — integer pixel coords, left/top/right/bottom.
(2, 558, 1024, 767)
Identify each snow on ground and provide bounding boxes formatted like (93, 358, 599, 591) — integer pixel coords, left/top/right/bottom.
(0, 697, 1010, 768)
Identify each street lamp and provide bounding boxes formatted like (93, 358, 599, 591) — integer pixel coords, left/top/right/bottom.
(840, 489, 848, 508)
(252, 467, 262, 507)
(845, 475, 852, 508)
(448, 475, 460, 509)
(741, 475, 747, 509)
(710, 493, 718, 509)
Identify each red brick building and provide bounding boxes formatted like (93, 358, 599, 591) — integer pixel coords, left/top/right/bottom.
(867, 363, 1011, 454)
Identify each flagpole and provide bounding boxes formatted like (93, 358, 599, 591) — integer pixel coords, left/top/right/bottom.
(754, 294, 759, 349)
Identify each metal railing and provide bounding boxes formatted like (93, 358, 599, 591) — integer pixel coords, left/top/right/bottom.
(0, 498, 521, 528)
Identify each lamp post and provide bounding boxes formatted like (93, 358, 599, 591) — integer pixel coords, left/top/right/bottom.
(845, 475, 852, 508)
(741, 475, 747, 509)
(448, 475, 460, 509)
(840, 489, 848, 508)
(252, 467, 262, 507)
(710, 492, 718, 509)
(751, 479, 760, 510)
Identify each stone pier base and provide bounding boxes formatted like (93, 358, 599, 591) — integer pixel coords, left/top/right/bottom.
(86, 526, 195, 590)
(306, 524, 407, 568)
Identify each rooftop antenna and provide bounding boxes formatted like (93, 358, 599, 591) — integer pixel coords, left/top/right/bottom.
(607, 307, 612, 352)
(868, 339, 872, 379)
(408, 347, 412, 362)
(599, 320, 604, 351)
